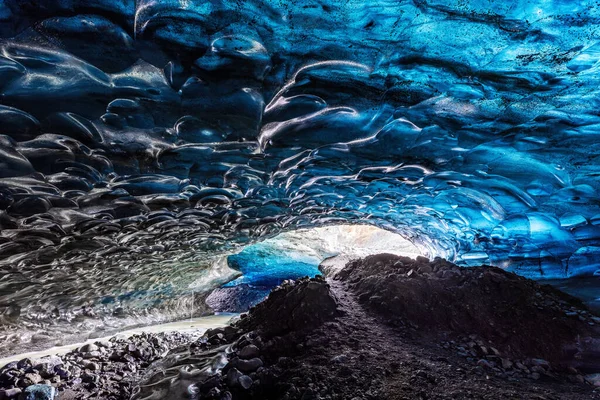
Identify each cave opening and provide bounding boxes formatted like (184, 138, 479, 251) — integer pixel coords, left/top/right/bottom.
(206, 224, 425, 312)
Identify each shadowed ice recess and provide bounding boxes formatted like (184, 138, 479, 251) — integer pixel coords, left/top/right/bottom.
(1, 0, 600, 345)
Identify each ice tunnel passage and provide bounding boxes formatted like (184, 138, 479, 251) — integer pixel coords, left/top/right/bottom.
(1, 0, 600, 357)
(206, 225, 423, 312)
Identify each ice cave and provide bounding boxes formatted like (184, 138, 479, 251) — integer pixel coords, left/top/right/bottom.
(1, 0, 600, 399)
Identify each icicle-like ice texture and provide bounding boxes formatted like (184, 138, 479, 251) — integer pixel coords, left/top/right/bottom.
(0, 0, 599, 341)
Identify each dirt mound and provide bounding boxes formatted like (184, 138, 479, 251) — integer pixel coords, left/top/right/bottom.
(237, 275, 340, 339)
(333, 254, 599, 364)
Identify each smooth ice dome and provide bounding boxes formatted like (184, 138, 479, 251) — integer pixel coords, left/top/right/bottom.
(0, 0, 600, 341)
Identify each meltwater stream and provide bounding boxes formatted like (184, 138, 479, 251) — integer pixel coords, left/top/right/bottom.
(1, 0, 600, 355)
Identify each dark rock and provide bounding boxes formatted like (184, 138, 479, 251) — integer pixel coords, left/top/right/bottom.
(83, 362, 100, 371)
(238, 345, 260, 360)
(16, 360, 32, 370)
(226, 368, 243, 388)
(19, 384, 56, 400)
(7, 197, 51, 218)
(79, 343, 99, 353)
(230, 358, 263, 374)
(81, 371, 98, 384)
(199, 375, 220, 392)
(22, 373, 42, 386)
(238, 375, 253, 390)
(0, 388, 21, 399)
(220, 391, 232, 400)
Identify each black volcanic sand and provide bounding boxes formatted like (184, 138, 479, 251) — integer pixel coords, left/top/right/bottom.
(4, 256, 600, 399)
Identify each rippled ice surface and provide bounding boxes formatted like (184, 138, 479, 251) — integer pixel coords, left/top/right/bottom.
(1, 0, 600, 340)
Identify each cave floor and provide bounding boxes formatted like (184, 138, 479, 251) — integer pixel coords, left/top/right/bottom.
(288, 279, 600, 400)
(3, 267, 600, 399)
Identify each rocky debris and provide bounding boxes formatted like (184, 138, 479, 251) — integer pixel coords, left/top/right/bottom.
(0, 331, 196, 400)
(5, 259, 600, 400)
(441, 334, 593, 384)
(332, 254, 599, 364)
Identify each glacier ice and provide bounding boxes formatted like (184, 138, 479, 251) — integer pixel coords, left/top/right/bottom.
(0, 0, 599, 336)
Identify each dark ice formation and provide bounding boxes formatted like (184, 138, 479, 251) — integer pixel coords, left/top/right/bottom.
(1, 0, 600, 336)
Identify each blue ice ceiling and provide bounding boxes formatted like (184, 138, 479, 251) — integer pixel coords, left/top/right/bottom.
(1, 0, 600, 330)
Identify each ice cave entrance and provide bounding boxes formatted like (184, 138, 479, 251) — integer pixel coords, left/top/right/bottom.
(207, 225, 423, 311)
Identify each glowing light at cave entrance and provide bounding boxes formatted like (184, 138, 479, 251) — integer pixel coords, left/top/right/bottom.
(224, 224, 424, 287)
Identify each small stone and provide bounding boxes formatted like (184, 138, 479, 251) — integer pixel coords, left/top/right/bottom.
(238, 375, 253, 390)
(81, 371, 98, 384)
(199, 375, 220, 391)
(418, 265, 432, 274)
(220, 391, 233, 400)
(565, 311, 578, 317)
(53, 366, 70, 379)
(17, 359, 32, 370)
(500, 358, 513, 369)
(238, 345, 260, 360)
(79, 343, 99, 353)
(23, 373, 42, 385)
(330, 354, 348, 364)
(529, 358, 550, 369)
(301, 388, 318, 400)
(232, 358, 263, 373)
(567, 366, 579, 375)
(30, 334, 52, 343)
(208, 333, 225, 345)
(226, 368, 243, 388)
(585, 373, 600, 387)
(530, 372, 540, 380)
(515, 362, 529, 372)
(206, 387, 221, 397)
(0, 388, 21, 399)
(84, 362, 100, 371)
(20, 384, 56, 400)
(531, 365, 545, 374)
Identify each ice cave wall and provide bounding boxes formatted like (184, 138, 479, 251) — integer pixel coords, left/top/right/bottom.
(0, 0, 600, 333)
